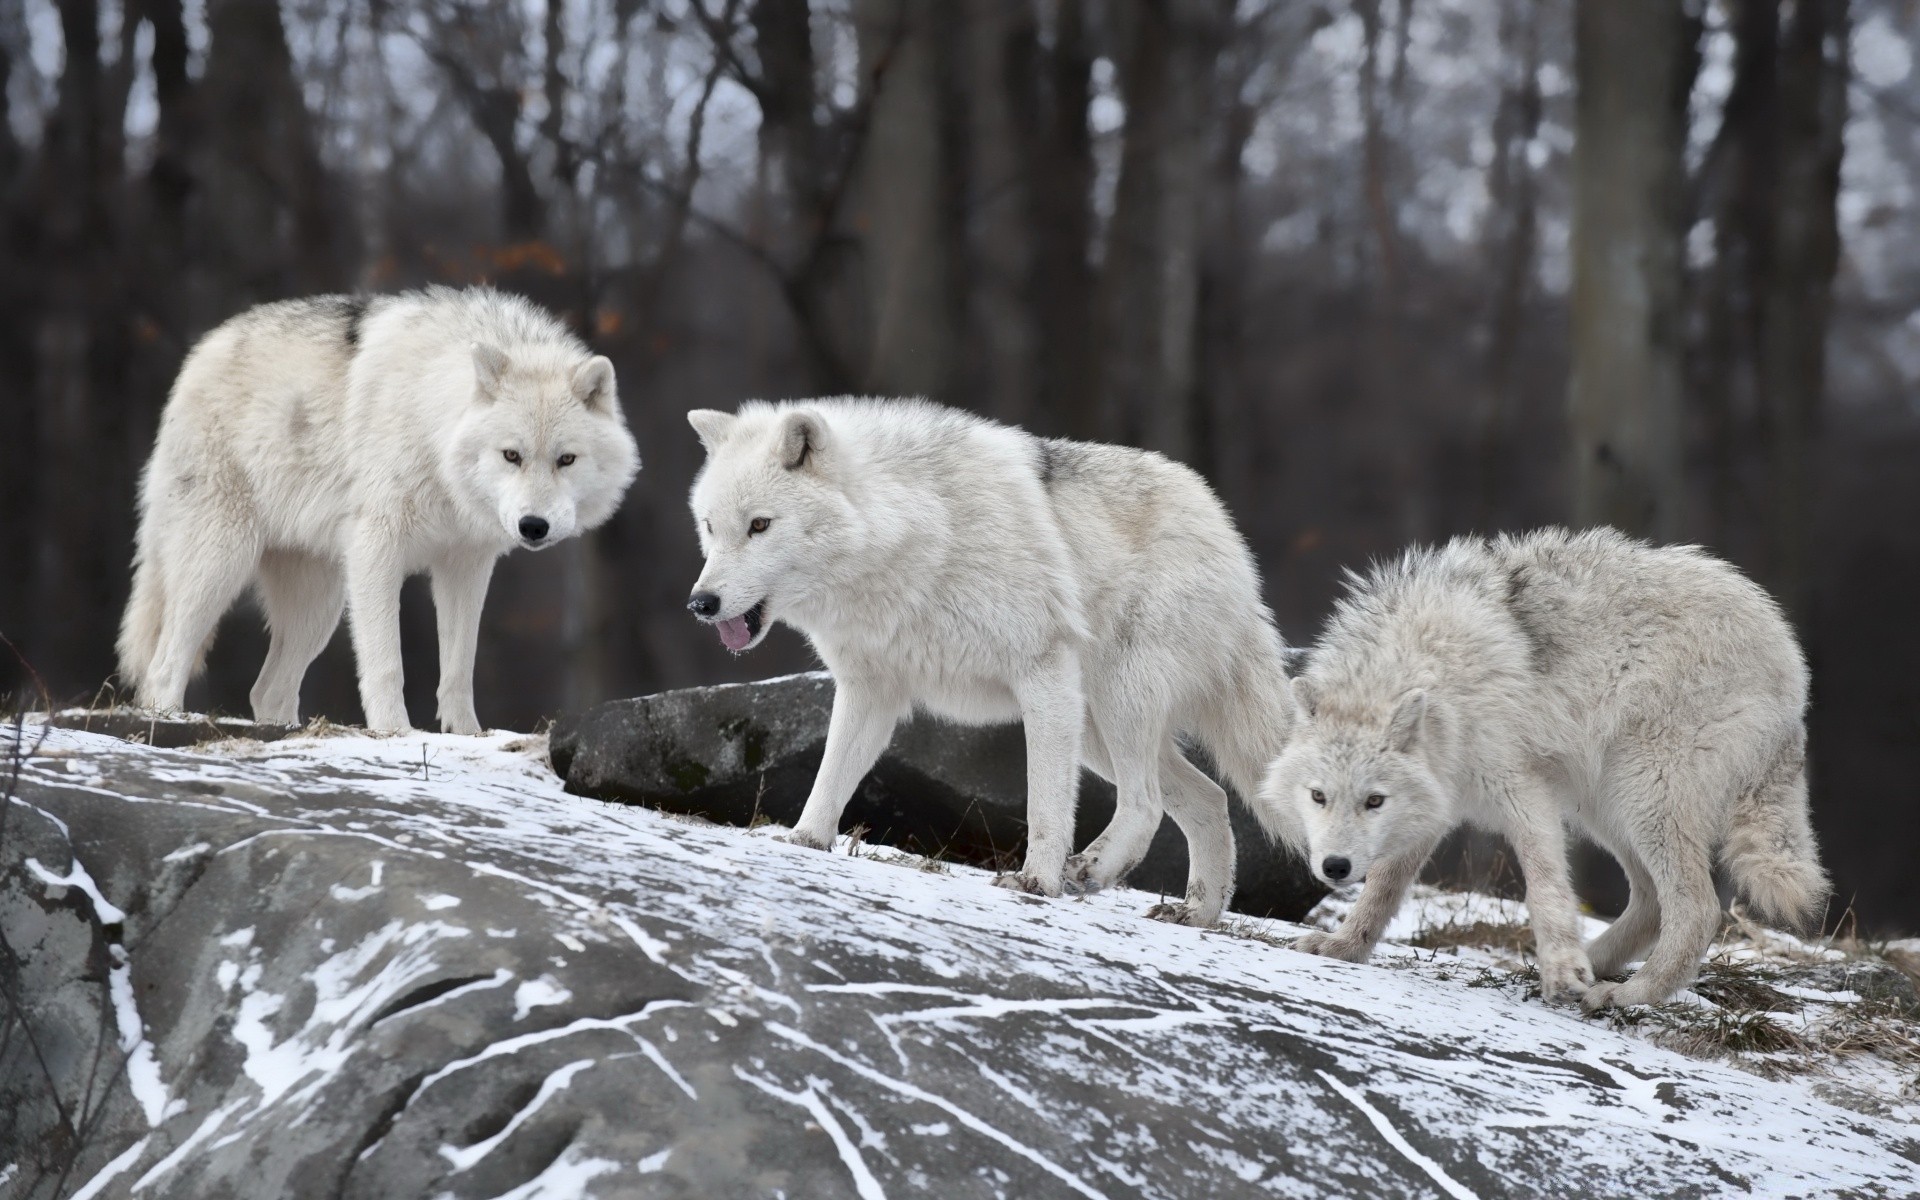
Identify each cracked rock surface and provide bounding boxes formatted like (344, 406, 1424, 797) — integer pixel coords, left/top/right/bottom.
(4, 719, 1918, 1198)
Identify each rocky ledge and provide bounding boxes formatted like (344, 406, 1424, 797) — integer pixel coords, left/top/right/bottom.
(2, 717, 1917, 1198)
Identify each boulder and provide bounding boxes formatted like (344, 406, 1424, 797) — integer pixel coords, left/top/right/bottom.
(548, 671, 1327, 920)
(5, 720, 1918, 1199)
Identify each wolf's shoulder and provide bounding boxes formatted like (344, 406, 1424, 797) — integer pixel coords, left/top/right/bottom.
(367, 285, 583, 353)
(214, 293, 379, 348)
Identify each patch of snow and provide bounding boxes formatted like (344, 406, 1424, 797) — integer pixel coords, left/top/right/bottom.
(511, 975, 573, 1021)
(24, 855, 127, 924)
(438, 1058, 596, 1172)
(735, 1069, 888, 1200)
(107, 944, 174, 1125)
(64, 1136, 151, 1200)
(330, 861, 384, 901)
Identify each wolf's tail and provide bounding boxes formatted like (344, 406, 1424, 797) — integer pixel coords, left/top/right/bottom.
(1720, 727, 1830, 932)
(116, 519, 165, 701)
(1192, 625, 1304, 852)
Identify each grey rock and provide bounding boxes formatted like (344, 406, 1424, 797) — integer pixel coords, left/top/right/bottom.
(549, 672, 1327, 921)
(5, 719, 1918, 1199)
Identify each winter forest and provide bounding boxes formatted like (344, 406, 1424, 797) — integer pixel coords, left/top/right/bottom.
(0, 0, 1915, 930)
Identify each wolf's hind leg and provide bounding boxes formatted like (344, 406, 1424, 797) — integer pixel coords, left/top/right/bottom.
(1145, 745, 1234, 927)
(1064, 712, 1164, 897)
(250, 550, 345, 725)
(141, 524, 259, 711)
(430, 548, 497, 734)
(1584, 844, 1660, 980)
(784, 677, 902, 849)
(1582, 745, 1723, 1011)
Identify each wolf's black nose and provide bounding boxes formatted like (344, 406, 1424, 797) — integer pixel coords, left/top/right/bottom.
(519, 516, 549, 541)
(688, 591, 721, 618)
(1322, 856, 1351, 882)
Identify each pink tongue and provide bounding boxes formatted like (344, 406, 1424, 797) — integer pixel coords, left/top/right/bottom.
(716, 616, 753, 651)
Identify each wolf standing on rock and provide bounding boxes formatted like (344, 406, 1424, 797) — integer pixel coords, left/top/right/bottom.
(119, 286, 640, 733)
(683, 398, 1295, 926)
(1258, 528, 1826, 1009)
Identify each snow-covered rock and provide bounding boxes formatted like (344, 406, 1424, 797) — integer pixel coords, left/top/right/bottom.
(3, 718, 1918, 1199)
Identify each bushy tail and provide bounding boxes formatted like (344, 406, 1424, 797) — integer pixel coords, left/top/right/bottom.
(1720, 730, 1830, 932)
(1193, 628, 1304, 852)
(117, 529, 164, 700)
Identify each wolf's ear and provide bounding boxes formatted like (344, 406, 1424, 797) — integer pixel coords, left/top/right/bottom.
(571, 356, 616, 411)
(1386, 688, 1426, 752)
(1291, 677, 1317, 720)
(777, 409, 826, 472)
(472, 343, 510, 398)
(687, 409, 737, 452)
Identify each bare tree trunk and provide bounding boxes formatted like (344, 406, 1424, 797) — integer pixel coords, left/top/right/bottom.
(1014, 0, 1098, 438)
(1100, 0, 1213, 460)
(199, 0, 350, 297)
(1689, 0, 1778, 549)
(1760, 0, 1848, 623)
(1475, 0, 1543, 523)
(958, 0, 1037, 426)
(854, 0, 963, 400)
(1568, 0, 1694, 540)
(33, 0, 117, 694)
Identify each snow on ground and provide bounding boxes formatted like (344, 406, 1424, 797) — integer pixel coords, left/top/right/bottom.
(10, 719, 1920, 1198)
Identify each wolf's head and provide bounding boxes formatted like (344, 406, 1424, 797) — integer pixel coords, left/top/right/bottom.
(1256, 681, 1455, 888)
(448, 344, 640, 549)
(684, 405, 850, 653)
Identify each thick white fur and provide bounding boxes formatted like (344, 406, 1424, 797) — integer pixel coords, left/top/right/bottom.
(1256, 528, 1827, 1009)
(119, 286, 640, 732)
(686, 398, 1295, 925)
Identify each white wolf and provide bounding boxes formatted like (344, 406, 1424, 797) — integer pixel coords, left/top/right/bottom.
(683, 398, 1295, 925)
(1257, 527, 1826, 1009)
(118, 286, 640, 733)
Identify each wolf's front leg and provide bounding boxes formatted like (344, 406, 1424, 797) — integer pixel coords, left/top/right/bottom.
(998, 647, 1084, 897)
(1503, 782, 1595, 1004)
(1293, 846, 1428, 963)
(345, 526, 413, 732)
(430, 548, 498, 735)
(784, 678, 901, 849)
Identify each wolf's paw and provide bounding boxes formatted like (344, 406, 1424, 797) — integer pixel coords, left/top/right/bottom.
(439, 712, 482, 736)
(775, 827, 833, 851)
(1290, 930, 1372, 963)
(1537, 955, 1596, 1005)
(992, 871, 1060, 898)
(1144, 901, 1214, 928)
(1580, 979, 1657, 1013)
(1061, 854, 1107, 897)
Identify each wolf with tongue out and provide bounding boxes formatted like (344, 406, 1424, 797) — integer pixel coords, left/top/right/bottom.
(683, 397, 1299, 926)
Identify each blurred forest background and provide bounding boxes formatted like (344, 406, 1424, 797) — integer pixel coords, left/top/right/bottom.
(1, 0, 1915, 930)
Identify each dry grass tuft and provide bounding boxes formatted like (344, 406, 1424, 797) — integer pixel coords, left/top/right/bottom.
(1409, 920, 1535, 954)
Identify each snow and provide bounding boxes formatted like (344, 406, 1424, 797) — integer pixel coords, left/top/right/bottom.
(13, 720, 1920, 1197)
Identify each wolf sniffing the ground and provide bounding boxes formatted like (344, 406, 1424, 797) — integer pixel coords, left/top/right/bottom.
(1257, 527, 1827, 1009)
(119, 286, 640, 733)
(682, 398, 1295, 926)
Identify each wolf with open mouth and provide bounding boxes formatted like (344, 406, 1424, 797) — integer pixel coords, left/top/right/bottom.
(682, 398, 1298, 926)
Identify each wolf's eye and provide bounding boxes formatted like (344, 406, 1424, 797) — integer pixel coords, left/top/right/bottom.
(749, 517, 771, 535)
(1310, 789, 1327, 806)
(503, 450, 522, 465)
(1365, 793, 1386, 810)
(557, 453, 577, 468)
